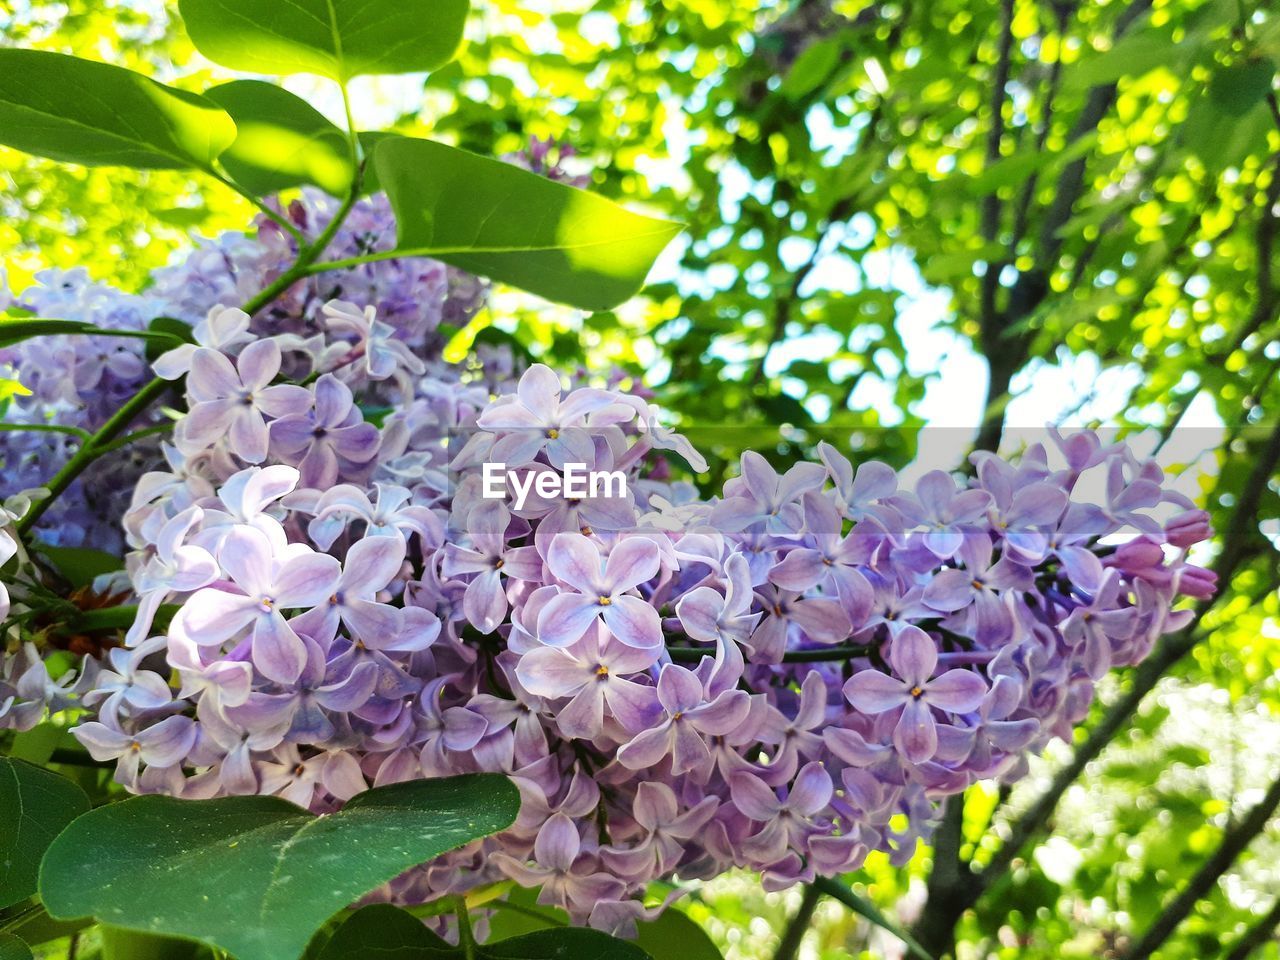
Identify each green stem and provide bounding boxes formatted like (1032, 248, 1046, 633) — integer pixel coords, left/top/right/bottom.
(15, 170, 364, 540)
(16, 376, 172, 535)
(207, 167, 305, 243)
(0, 423, 92, 441)
(454, 899, 477, 960)
(94, 422, 175, 455)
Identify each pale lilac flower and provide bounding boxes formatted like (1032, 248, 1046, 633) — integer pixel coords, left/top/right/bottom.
(731, 761, 833, 863)
(537, 534, 662, 650)
(321, 300, 426, 381)
(127, 506, 219, 645)
(517, 628, 660, 739)
(710, 452, 827, 535)
(270, 374, 380, 488)
(441, 500, 543, 633)
(892, 470, 992, 559)
(617, 664, 749, 778)
(180, 340, 311, 463)
(843, 625, 987, 763)
(173, 525, 341, 683)
(153, 305, 255, 380)
(492, 813, 625, 912)
(75, 714, 197, 785)
(291, 535, 407, 645)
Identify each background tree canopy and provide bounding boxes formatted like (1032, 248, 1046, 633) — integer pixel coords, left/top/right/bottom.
(2, 1, 1278, 958)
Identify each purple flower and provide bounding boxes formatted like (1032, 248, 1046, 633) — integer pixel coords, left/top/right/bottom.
(270, 374, 380, 487)
(180, 340, 312, 464)
(537, 534, 662, 650)
(291, 535, 407, 646)
(476, 364, 633, 468)
(710, 452, 827, 535)
(730, 761, 833, 864)
(616, 664, 750, 778)
(892, 470, 992, 559)
(922, 533, 1033, 645)
(492, 813, 625, 912)
(441, 500, 543, 633)
(172, 524, 341, 683)
(517, 628, 660, 739)
(75, 715, 197, 786)
(843, 625, 987, 763)
(127, 506, 219, 645)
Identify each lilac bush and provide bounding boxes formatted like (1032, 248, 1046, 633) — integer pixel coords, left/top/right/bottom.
(0, 174, 1217, 939)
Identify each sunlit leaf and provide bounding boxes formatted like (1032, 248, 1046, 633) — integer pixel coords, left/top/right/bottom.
(0, 50, 235, 169)
(178, 0, 470, 81)
(375, 137, 683, 310)
(205, 80, 355, 196)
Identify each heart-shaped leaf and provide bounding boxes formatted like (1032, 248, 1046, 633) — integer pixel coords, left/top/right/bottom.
(0, 759, 90, 909)
(40, 775, 520, 960)
(178, 0, 470, 82)
(374, 137, 683, 310)
(204, 81, 355, 196)
(317, 905, 651, 960)
(0, 50, 235, 170)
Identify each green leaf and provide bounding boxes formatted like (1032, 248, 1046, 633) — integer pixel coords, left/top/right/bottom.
(0, 50, 235, 170)
(484, 928, 651, 960)
(374, 137, 683, 310)
(1208, 59, 1276, 116)
(204, 81, 355, 196)
(315, 904, 452, 959)
(0, 934, 33, 960)
(317, 906, 651, 960)
(35, 543, 124, 589)
(40, 775, 520, 960)
(633, 908, 722, 960)
(178, 0, 470, 81)
(780, 38, 843, 100)
(0, 316, 186, 351)
(102, 928, 213, 960)
(0, 758, 90, 910)
(1062, 33, 1179, 91)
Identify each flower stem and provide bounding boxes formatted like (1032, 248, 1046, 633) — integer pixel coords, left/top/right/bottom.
(454, 899, 478, 960)
(16, 375, 172, 535)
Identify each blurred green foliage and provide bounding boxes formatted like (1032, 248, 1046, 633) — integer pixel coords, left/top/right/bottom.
(2, 0, 1279, 958)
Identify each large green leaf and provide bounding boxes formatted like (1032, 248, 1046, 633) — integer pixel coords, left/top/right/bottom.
(316, 904, 651, 960)
(314, 904, 451, 959)
(0, 934, 33, 960)
(633, 908, 722, 960)
(40, 775, 520, 960)
(178, 0, 470, 81)
(204, 81, 355, 196)
(0, 50, 235, 170)
(374, 138, 683, 310)
(0, 759, 90, 910)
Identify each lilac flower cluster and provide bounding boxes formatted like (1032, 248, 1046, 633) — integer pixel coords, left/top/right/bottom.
(0, 151, 1215, 932)
(70, 328, 1213, 930)
(0, 186, 489, 554)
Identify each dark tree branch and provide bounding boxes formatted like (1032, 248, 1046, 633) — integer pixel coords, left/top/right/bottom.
(909, 794, 968, 958)
(1224, 896, 1280, 960)
(973, 0, 1156, 454)
(1121, 770, 1280, 960)
(979, 0, 1016, 332)
(772, 883, 822, 960)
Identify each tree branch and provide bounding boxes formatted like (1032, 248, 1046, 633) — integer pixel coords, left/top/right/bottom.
(772, 883, 822, 960)
(1225, 896, 1280, 960)
(1120, 769, 1280, 960)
